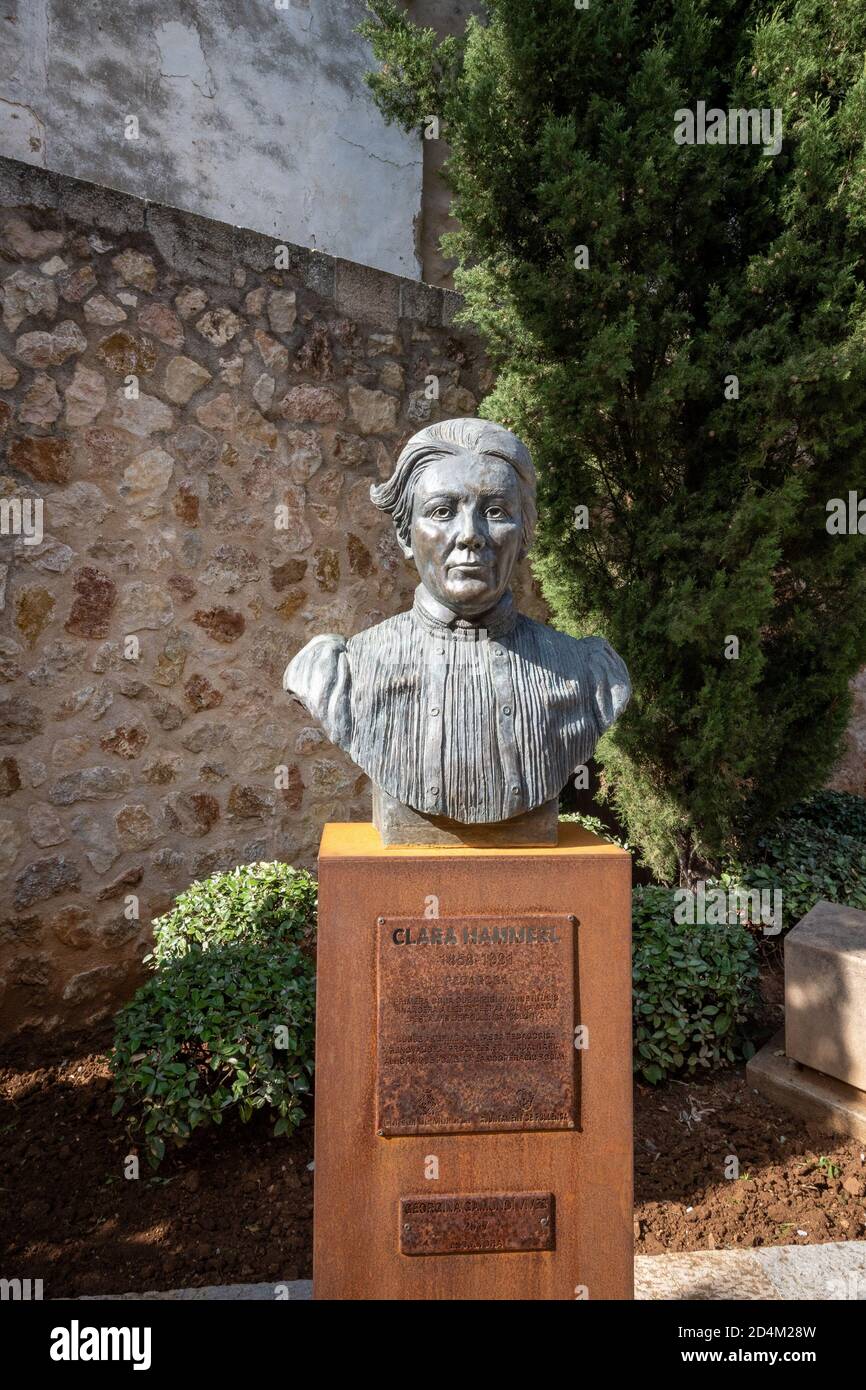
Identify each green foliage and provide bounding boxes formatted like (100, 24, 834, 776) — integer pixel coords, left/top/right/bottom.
(358, 0, 463, 130)
(632, 885, 761, 1084)
(148, 861, 317, 964)
(361, 0, 866, 884)
(730, 812, 866, 933)
(784, 789, 866, 843)
(110, 864, 317, 1166)
(558, 810, 629, 850)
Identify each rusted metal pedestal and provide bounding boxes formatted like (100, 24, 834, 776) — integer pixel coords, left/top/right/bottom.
(313, 822, 633, 1300)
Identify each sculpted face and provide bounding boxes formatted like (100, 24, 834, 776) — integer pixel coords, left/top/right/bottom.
(408, 452, 523, 618)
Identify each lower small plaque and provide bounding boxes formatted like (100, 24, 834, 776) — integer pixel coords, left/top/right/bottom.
(400, 1192, 555, 1256)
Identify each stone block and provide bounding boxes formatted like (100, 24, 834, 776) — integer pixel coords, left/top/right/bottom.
(62, 180, 146, 236)
(441, 288, 465, 328)
(334, 259, 399, 330)
(398, 278, 443, 327)
(147, 205, 234, 286)
(747, 1028, 866, 1143)
(0, 157, 60, 212)
(785, 900, 866, 1090)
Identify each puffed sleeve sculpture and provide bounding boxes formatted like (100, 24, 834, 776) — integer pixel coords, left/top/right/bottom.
(283, 418, 631, 846)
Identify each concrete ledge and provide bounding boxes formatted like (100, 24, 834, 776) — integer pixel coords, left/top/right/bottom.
(748, 1029, 866, 1143)
(0, 155, 463, 328)
(79, 1280, 313, 1302)
(62, 179, 147, 236)
(0, 160, 60, 211)
(335, 258, 400, 330)
(635, 1249, 781, 1301)
(79, 1245, 866, 1300)
(147, 204, 236, 287)
(636, 1240, 866, 1301)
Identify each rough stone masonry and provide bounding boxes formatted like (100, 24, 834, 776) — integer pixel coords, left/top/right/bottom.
(0, 157, 548, 1036)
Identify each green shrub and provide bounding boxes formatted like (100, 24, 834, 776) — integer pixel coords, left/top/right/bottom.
(110, 863, 317, 1166)
(558, 811, 629, 850)
(632, 885, 760, 1085)
(149, 861, 317, 963)
(783, 790, 866, 844)
(731, 816, 866, 934)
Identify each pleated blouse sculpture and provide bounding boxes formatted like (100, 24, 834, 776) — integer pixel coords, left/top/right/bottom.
(283, 418, 631, 845)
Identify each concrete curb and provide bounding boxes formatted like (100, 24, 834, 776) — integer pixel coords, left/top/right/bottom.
(79, 1241, 866, 1300)
(636, 1240, 866, 1300)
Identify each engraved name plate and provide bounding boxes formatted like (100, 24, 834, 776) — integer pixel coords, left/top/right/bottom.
(400, 1192, 555, 1256)
(376, 914, 576, 1136)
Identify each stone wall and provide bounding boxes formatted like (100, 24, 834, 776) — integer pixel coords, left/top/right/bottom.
(0, 156, 548, 1036)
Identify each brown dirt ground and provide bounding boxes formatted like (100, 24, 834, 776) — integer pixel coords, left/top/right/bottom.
(634, 947, 866, 1254)
(0, 1026, 313, 1298)
(1, 956, 864, 1296)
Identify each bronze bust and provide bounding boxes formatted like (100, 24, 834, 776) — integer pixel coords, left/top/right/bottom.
(284, 418, 631, 845)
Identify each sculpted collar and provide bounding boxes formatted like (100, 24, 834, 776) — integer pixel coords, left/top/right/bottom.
(411, 585, 519, 641)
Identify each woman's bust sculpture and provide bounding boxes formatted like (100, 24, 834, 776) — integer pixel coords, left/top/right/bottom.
(284, 418, 631, 845)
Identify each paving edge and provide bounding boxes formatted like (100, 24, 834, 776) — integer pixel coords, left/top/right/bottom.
(76, 1242, 866, 1300)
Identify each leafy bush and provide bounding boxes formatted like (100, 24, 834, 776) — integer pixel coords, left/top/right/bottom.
(632, 885, 760, 1085)
(110, 863, 317, 1166)
(558, 811, 629, 850)
(149, 861, 317, 963)
(783, 791, 866, 845)
(731, 816, 866, 934)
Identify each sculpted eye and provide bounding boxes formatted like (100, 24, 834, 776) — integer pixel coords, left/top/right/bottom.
(430, 505, 453, 520)
(486, 505, 508, 520)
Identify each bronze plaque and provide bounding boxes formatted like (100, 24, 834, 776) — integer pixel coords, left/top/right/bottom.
(376, 914, 576, 1135)
(400, 1192, 555, 1256)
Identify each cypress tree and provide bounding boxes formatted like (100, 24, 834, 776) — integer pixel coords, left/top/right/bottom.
(360, 0, 866, 884)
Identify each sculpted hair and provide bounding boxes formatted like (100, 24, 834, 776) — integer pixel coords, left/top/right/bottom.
(370, 418, 538, 552)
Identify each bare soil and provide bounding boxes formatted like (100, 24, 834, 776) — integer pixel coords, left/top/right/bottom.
(1, 958, 864, 1296)
(0, 1027, 312, 1298)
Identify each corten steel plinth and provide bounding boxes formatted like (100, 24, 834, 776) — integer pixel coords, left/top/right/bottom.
(313, 823, 633, 1301)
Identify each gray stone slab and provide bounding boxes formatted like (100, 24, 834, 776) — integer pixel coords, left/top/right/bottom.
(79, 1279, 313, 1302)
(63, 179, 146, 235)
(146, 204, 235, 286)
(748, 1029, 866, 1142)
(399, 279, 444, 327)
(635, 1249, 781, 1301)
(0, 157, 59, 211)
(786, 900, 866, 1089)
(335, 258, 400, 330)
(441, 289, 466, 328)
(755, 1242, 866, 1300)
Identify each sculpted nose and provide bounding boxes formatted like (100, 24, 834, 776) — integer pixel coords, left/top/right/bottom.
(455, 506, 484, 551)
